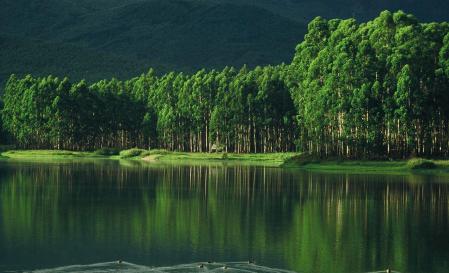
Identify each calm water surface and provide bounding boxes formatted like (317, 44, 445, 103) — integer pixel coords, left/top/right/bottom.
(0, 160, 448, 273)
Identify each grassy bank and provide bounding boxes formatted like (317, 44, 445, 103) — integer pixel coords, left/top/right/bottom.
(0, 149, 297, 166)
(285, 161, 410, 174)
(1, 150, 92, 158)
(141, 150, 297, 166)
(282, 156, 449, 174)
(0, 150, 108, 161)
(2, 149, 449, 174)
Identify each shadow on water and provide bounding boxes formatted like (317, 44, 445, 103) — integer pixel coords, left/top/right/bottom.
(0, 160, 448, 273)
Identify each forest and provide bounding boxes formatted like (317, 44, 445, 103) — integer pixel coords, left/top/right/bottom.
(2, 11, 449, 159)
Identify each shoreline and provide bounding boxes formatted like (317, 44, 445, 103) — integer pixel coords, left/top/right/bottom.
(0, 150, 295, 167)
(1, 149, 449, 175)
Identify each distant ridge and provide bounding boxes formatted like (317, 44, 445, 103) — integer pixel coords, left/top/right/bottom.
(1, 0, 449, 87)
(0, 34, 158, 86)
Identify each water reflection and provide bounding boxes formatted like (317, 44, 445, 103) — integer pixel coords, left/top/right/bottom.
(0, 160, 448, 273)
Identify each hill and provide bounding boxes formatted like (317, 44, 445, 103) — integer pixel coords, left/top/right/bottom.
(241, 0, 449, 24)
(0, 0, 305, 87)
(0, 34, 157, 86)
(1, 0, 449, 88)
(46, 1, 305, 71)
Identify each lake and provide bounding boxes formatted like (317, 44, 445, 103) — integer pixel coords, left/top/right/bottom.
(0, 160, 448, 273)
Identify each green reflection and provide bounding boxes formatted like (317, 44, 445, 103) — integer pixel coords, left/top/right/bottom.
(0, 161, 448, 273)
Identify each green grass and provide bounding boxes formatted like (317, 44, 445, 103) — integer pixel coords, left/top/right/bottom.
(406, 158, 437, 169)
(0, 150, 96, 159)
(0, 149, 299, 166)
(288, 160, 408, 174)
(283, 156, 449, 175)
(119, 148, 148, 158)
(0, 149, 298, 166)
(2, 150, 449, 175)
(141, 151, 298, 166)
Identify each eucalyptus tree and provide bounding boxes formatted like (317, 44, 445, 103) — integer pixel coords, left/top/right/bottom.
(289, 10, 449, 158)
(2, 11, 449, 158)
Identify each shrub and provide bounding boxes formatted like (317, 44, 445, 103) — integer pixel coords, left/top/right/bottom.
(0, 145, 15, 152)
(283, 154, 319, 166)
(407, 158, 436, 170)
(138, 149, 169, 157)
(119, 148, 147, 158)
(146, 149, 169, 155)
(94, 147, 120, 156)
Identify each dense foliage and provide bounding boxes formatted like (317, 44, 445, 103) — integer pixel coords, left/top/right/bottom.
(1, 66, 296, 153)
(289, 11, 449, 158)
(2, 11, 449, 158)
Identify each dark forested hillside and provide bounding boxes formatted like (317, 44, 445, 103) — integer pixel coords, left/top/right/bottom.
(43, 1, 305, 71)
(0, 0, 305, 87)
(1, 0, 449, 88)
(0, 34, 160, 85)
(247, 0, 449, 24)
(2, 11, 449, 159)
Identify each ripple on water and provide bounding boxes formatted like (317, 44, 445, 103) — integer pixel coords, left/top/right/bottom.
(27, 261, 298, 273)
(24, 262, 402, 273)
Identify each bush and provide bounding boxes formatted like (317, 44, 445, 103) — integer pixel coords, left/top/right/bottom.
(138, 149, 170, 157)
(283, 154, 319, 166)
(94, 147, 120, 156)
(407, 158, 436, 170)
(145, 149, 169, 155)
(119, 148, 147, 158)
(0, 145, 16, 152)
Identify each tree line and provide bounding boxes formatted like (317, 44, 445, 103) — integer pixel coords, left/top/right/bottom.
(1, 10, 449, 159)
(0, 65, 296, 153)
